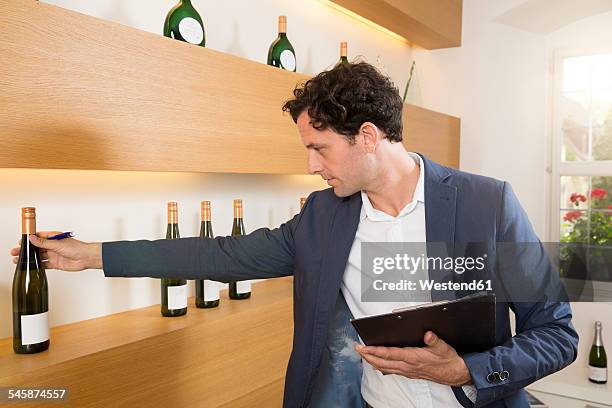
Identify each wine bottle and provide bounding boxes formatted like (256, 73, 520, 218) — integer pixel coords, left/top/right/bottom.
(196, 201, 220, 308)
(12, 207, 50, 354)
(589, 321, 608, 384)
(267, 16, 296, 72)
(337, 41, 348, 65)
(163, 0, 206, 47)
(161, 202, 188, 317)
(229, 199, 251, 300)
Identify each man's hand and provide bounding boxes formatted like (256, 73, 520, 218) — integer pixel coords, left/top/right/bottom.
(10, 231, 103, 272)
(354, 331, 473, 386)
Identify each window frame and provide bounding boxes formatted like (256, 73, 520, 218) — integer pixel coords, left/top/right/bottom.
(548, 47, 612, 242)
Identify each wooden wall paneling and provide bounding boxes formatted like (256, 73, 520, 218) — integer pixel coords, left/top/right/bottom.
(403, 104, 461, 168)
(0, 0, 460, 174)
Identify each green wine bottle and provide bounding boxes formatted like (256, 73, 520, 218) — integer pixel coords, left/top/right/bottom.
(338, 41, 348, 65)
(163, 0, 206, 47)
(161, 202, 188, 317)
(229, 199, 251, 300)
(589, 321, 608, 384)
(13, 207, 50, 354)
(267, 16, 296, 72)
(196, 201, 220, 308)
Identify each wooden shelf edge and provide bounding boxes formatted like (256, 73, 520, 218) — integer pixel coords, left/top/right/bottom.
(0, 277, 294, 381)
(328, 0, 463, 50)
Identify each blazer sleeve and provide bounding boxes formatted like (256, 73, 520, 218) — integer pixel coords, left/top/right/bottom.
(101, 214, 299, 282)
(458, 182, 579, 407)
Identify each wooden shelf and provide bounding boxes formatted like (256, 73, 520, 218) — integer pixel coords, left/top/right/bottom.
(328, 0, 463, 49)
(0, 0, 460, 174)
(0, 278, 294, 407)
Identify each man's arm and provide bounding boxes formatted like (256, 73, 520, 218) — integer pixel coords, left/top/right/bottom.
(12, 214, 300, 282)
(102, 216, 298, 281)
(458, 182, 579, 407)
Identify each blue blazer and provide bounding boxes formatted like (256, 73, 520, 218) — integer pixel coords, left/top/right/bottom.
(103, 154, 579, 408)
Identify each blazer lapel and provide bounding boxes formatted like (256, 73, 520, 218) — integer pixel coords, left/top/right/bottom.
(421, 154, 458, 301)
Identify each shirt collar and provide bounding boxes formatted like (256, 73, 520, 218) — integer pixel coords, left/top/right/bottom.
(360, 152, 425, 222)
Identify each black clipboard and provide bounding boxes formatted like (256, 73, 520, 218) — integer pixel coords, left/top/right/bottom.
(350, 292, 496, 353)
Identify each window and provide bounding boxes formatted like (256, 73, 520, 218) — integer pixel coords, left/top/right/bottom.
(551, 50, 612, 298)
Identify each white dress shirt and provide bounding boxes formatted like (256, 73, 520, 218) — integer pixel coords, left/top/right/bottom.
(340, 152, 476, 407)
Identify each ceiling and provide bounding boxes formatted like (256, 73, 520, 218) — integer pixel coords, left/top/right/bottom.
(494, 0, 612, 34)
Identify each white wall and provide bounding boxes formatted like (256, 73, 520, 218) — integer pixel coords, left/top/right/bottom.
(0, 0, 413, 339)
(412, 0, 612, 369)
(412, 0, 549, 237)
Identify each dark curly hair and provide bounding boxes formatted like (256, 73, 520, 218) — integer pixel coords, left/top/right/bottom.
(282, 61, 403, 143)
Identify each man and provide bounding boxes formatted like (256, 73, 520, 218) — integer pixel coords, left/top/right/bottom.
(11, 62, 578, 408)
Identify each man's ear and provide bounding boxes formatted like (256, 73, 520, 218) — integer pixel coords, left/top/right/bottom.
(359, 122, 380, 153)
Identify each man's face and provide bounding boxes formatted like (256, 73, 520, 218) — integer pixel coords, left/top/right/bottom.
(297, 112, 372, 197)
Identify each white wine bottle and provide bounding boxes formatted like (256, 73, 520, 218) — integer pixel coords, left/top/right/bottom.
(589, 321, 608, 384)
(196, 201, 220, 308)
(161, 202, 188, 317)
(163, 0, 206, 47)
(229, 199, 251, 300)
(12, 207, 50, 354)
(267, 16, 296, 72)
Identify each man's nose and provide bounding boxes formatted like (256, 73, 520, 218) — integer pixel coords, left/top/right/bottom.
(307, 151, 323, 175)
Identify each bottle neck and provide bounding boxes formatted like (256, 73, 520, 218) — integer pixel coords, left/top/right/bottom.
(232, 217, 244, 235)
(181, 0, 192, 5)
(166, 223, 180, 239)
(594, 325, 604, 347)
(22, 217, 36, 236)
(200, 221, 213, 238)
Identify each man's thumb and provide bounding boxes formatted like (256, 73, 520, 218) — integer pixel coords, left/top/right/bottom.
(424, 331, 439, 347)
(29, 234, 56, 250)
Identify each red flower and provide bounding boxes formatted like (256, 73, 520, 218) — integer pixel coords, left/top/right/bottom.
(591, 188, 607, 200)
(569, 193, 587, 205)
(608, 204, 612, 210)
(563, 211, 583, 222)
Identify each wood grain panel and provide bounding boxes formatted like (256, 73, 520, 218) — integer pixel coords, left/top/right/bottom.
(404, 104, 461, 168)
(0, 278, 294, 407)
(329, 0, 462, 49)
(0, 0, 309, 175)
(0, 0, 460, 174)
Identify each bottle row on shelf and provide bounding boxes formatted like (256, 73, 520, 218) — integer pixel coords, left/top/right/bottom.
(12, 197, 307, 354)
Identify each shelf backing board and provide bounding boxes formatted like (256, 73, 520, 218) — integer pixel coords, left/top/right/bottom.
(0, 0, 460, 174)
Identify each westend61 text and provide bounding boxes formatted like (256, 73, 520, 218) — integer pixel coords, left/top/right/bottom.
(372, 279, 493, 292)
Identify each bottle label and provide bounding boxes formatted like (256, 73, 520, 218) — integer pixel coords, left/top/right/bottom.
(236, 280, 251, 294)
(589, 366, 608, 382)
(204, 280, 220, 301)
(167, 284, 188, 310)
(280, 50, 296, 71)
(20, 311, 49, 345)
(179, 17, 204, 45)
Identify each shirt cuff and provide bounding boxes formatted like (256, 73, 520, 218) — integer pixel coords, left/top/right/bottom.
(461, 384, 477, 403)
